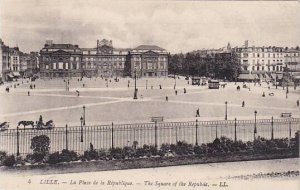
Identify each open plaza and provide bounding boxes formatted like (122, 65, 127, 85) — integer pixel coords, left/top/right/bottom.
(1, 77, 299, 128)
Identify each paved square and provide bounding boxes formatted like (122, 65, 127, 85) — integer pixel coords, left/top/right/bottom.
(1, 77, 299, 128)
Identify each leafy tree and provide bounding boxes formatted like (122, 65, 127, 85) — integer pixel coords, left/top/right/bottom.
(30, 135, 50, 154)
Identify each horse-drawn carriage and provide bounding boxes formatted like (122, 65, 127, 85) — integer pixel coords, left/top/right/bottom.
(0, 122, 9, 131)
(18, 120, 55, 130)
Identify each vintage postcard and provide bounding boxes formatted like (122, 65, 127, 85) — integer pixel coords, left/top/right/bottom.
(0, 0, 299, 190)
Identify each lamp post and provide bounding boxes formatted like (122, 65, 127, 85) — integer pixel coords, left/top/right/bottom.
(174, 72, 176, 89)
(80, 116, 83, 142)
(254, 110, 257, 140)
(146, 79, 148, 89)
(133, 68, 138, 99)
(275, 75, 278, 89)
(83, 105, 86, 126)
(225, 101, 228, 120)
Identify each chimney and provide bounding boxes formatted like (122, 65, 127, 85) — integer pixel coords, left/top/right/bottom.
(45, 40, 53, 46)
(244, 40, 248, 48)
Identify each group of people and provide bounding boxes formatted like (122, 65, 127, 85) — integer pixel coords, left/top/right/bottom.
(165, 88, 188, 102)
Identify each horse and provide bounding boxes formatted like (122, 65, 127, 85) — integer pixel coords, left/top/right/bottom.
(44, 120, 55, 129)
(0, 122, 9, 131)
(18, 121, 35, 130)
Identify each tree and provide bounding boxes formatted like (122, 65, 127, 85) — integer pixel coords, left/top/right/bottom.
(30, 135, 50, 154)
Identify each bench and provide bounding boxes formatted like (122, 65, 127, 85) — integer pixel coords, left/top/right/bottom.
(281, 113, 292, 118)
(151, 116, 164, 122)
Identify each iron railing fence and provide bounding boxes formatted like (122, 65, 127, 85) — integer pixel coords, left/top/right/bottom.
(0, 118, 299, 155)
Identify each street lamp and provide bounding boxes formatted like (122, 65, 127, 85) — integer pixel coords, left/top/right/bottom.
(225, 101, 228, 120)
(254, 110, 257, 140)
(174, 72, 176, 89)
(275, 75, 278, 89)
(146, 80, 148, 89)
(133, 68, 138, 99)
(83, 105, 86, 126)
(80, 116, 83, 142)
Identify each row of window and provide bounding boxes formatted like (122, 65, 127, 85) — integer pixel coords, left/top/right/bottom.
(250, 65, 283, 71)
(242, 53, 283, 58)
(251, 59, 283, 64)
(133, 57, 167, 61)
(83, 57, 125, 61)
(134, 62, 165, 69)
(44, 62, 124, 70)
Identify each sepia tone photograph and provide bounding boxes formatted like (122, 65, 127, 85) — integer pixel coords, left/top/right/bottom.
(0, 0, 299, 189)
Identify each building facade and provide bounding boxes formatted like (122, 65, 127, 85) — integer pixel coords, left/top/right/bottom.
(39, 39, 168, 78)
(284, 48, 300, 72)
(26, 52, 39, 77)
(235, 46, 284, 74)
(0, 42, 10, 81)
(81, 39, 129, 78)
(130, 45, 168, 77)
(40, 41, 83, 78)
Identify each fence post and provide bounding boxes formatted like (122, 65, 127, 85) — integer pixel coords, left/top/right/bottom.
(289, 119, 291, 142)
(195, 120, 198, 146)
(155, 121, 157, 148)
(65, 124, 68, 150)
(271, 116, 274, 140)
(175, 125, 178, 143)
(234, 118, 237, 142)
(111, 122, 114, 149)
(16, 126, 20, 156)
(215, 125, 218, 139)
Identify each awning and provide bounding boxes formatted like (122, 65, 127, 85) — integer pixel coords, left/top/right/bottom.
(238, 74, 257, 80)
(12, 72, 21, 77)
(7, 74, 14, 78)
(270, 73, 283, 80)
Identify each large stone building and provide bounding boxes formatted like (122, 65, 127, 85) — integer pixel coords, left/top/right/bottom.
(0, 39, 22, 81)
(233, 41, 285, 81)
(39, 39, 168, 78)
(0, 39, 11, 81)
(39, 41, 82, 78)
(130, 45, 168, 77)
(284, 48, 300, 72)
(81, 39, 130, 78)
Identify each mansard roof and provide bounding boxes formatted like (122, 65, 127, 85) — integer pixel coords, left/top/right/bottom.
(44, 43, 80, 49)
(134, 45, 165, 51)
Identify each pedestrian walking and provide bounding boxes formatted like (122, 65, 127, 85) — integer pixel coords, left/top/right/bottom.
(166, 96, 168, 101)
(297, 100, 299, 107)
(242, 101, 245, 107)
(159, 84, 162, 89)
(33, 84, 35, 89)
(262, 92, 265, 97)
(196, 108, 200, 117)
(28, 91, 30, 96)
(184, 88, 186, 94)
(175, 90, 177, 95)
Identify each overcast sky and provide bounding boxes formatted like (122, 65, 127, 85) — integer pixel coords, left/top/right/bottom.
(0, 0, 299, 53)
